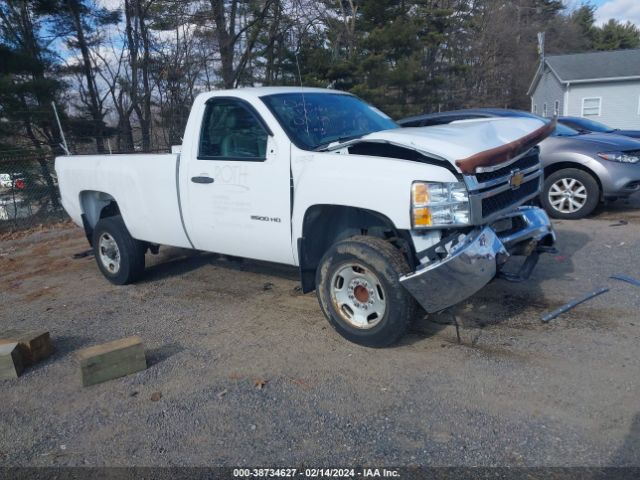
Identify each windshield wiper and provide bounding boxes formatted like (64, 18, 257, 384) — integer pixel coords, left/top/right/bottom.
(314, 134, 365, 151)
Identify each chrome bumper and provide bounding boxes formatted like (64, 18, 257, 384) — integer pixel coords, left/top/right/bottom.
(400, 206, 555, 313)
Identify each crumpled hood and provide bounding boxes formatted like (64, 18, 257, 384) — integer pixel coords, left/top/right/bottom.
(355, 117, 548, 169)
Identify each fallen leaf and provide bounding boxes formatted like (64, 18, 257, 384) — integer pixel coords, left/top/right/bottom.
(150, 391, 162, 401)
(253, 377, 268, 389)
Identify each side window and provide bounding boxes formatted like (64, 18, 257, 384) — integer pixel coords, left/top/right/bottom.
(198, 99, 268, 161)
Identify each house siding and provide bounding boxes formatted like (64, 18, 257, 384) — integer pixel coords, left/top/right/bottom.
(531, 66, 565, 117)
(566, 80, 640, 129)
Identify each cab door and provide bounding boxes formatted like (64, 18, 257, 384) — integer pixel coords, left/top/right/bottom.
(181, 97, 294, 265)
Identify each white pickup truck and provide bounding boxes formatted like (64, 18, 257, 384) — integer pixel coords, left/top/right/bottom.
(56, 87, 557, 347)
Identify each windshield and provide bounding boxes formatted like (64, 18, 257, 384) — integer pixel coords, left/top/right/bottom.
(553, 123, 580, 137)
(261, 92, 398, 151)
(566, 117, 614, 133)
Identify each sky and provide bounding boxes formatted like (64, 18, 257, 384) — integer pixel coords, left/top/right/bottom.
(565, 0, 640, 26)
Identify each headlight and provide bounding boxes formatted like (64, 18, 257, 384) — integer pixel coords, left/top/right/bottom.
(411, 181, 470, 228)
(598, 151, 640, 164)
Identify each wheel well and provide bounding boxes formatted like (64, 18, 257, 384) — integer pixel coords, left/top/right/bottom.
(543, 162, 603, 197)
(297, 205, 413, 293)
(79, 191, 120, 245)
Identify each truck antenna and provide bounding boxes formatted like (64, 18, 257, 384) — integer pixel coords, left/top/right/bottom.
(294, 50, 310, 136)
(51, 101, 70, 155)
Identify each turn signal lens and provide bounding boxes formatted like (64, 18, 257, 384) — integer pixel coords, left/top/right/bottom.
(413, 207, 432, 226)
(412, 183, 429, 205)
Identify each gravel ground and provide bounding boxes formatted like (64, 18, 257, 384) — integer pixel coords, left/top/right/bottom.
(1, 197, 639, 467)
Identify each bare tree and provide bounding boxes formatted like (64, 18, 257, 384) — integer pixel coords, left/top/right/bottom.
(124, 0, 153, 151)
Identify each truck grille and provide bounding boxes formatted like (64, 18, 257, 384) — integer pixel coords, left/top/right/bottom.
(481, 179, 539, 217)
(465, 148, 542, 223)
(474, 150, 539, 183)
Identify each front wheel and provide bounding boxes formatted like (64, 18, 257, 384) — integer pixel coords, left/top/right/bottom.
(92, 215, 146, 285)
(540, 168, 600, 219)
(316, 236, 418, 347)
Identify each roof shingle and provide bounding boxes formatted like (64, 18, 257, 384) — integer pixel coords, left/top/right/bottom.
(545, 49, 640, 82)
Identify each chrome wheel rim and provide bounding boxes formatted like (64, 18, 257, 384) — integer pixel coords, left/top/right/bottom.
(548, 178, 587, 214)
(98, 233, 121, 274)
(330, 263, 386, 329)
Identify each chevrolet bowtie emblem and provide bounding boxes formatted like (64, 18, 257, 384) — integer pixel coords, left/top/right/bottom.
(509, 170, 525, 190)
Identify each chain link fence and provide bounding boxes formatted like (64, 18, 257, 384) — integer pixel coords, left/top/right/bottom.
(0, 145, 172, 233)
(0, 151, 67, 233)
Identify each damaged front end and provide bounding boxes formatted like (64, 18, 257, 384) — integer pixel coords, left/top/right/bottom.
(400, 206, 556, 313)
(399, 120, 558, 314)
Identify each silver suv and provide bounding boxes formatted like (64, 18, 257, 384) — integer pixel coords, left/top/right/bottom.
(399, 109, 640, 219)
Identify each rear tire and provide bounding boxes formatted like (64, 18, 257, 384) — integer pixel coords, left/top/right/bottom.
(540, 168, 600, 219)
(316, 236, 418, 348)
(92, 215, 146, 285)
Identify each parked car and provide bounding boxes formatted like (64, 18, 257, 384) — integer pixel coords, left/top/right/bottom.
(558, 116, 640, 140)
(0, 173, 26, 189)
(56, 88, 557, 347)
(399, 109, 640, 219)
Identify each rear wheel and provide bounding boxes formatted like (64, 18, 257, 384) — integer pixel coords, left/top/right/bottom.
(541, 168, 600, 219)
(92, 215, 146, 284)
(316, 236, 418, 347)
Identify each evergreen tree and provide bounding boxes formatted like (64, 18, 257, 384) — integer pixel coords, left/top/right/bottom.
(594, 20, 640, 50)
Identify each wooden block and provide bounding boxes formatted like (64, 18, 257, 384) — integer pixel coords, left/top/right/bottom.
(76, 336, 147, 387)
(0, 329, 52, 365)
(0, 343, 24, 379)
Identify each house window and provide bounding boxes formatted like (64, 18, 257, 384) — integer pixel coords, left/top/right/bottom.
(533, 104, 538, 114)
(543, 103, 547, 117)
(582, 97, 601, 117)
(554, 101, 559, 115)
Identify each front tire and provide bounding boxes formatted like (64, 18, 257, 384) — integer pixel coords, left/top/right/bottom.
(316, 236, 418, 347)
(92, 215, 146, 285)
(540, 168, 600, 219)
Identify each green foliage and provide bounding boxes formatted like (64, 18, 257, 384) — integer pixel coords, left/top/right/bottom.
(571, 4, 597, 43)
(594, 20, 640, 50)
(312, 0, 456, 118)
(570, 6, 640, 51)
(0, 1, 66, 152)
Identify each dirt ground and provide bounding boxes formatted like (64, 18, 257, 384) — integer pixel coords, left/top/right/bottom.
(1, 197, 640, 467)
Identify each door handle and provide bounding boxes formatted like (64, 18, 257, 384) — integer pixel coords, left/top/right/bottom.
(191, 176, 214, 184)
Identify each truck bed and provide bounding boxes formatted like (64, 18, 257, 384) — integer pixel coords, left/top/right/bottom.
(55, 153, 191, 249)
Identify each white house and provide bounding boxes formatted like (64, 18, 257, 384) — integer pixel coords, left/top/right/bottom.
(528, 49, 640, 129)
